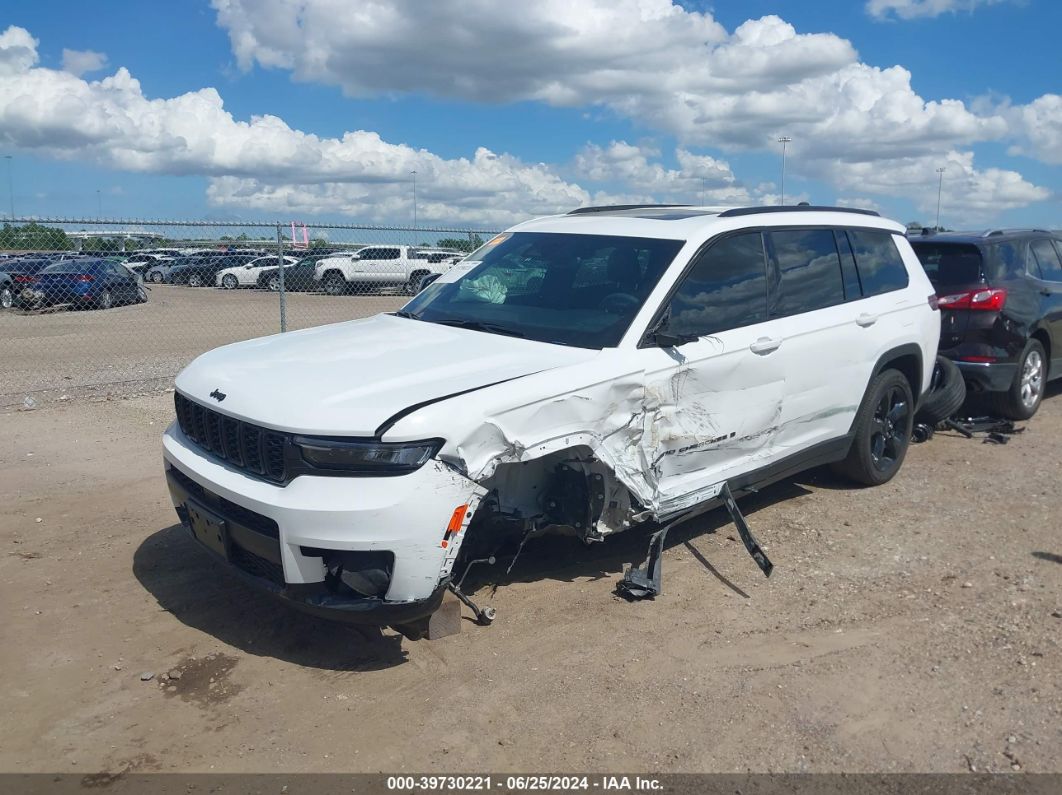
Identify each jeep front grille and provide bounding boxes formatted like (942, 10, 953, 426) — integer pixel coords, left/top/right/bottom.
(174, 392, 288, 484)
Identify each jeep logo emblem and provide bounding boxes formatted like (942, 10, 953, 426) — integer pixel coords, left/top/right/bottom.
(209, 389, 227, 402)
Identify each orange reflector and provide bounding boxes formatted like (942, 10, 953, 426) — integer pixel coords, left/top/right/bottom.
(447, 504, 469, 534)
(440, 540, 448, 549)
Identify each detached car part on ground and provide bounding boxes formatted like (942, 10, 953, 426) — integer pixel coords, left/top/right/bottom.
(163, 205, 940, 634)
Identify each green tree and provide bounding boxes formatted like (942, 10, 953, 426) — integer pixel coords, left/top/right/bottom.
(0, 222, 71, 252)
(436, 234, 484, 253)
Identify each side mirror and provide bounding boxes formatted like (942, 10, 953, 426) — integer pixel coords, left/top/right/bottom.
(648, 305, 699, 348)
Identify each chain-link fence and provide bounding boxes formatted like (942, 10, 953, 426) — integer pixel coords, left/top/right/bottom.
(0, 219, 498, 404)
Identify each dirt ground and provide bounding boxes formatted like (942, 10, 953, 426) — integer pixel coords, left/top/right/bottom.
(0, 285, 404, 403)
(1, 387, 1060, 775)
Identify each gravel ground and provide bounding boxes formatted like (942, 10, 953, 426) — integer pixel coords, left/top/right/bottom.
(0, 284, 404, 404)
(0, 385, 1059, 775)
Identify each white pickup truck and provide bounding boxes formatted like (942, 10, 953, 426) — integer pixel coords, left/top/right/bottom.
(314, 245, 462, 295)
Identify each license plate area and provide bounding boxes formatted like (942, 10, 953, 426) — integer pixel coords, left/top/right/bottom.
(186, 498, 230, 560)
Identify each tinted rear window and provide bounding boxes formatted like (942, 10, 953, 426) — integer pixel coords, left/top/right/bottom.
(910, 242, 985, 288)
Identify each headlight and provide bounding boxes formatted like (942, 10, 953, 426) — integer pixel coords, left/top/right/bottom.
(293, 437, 443, 474)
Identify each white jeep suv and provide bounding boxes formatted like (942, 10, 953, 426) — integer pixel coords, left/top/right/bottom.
(163, 205, 939, 628)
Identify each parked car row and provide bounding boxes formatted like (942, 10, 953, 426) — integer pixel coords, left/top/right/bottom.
(0, 256, 146, 310)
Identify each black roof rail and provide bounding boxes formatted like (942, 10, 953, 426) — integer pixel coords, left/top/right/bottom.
(983, 227, 1051, 237)
(718, 205, 880, 218)
(567, 204, 692, 215)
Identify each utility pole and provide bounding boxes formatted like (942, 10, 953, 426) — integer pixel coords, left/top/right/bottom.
(4, 155, 13, 221)
(411, 170, 417, 229)
(935, 167, 945, 230)
(777, 136, 792, 205)
(700, 176, 705, 206)
(96, 189, 102, 221)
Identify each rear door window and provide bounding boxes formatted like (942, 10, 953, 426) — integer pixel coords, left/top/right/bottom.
(668, 232, 768, 337)
(765, 229, 845, 317)
(848, 230, 910, 296)
(1030, 239, 1062, 282)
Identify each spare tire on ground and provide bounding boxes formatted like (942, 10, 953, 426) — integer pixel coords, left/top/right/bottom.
(915, 355, 967, 425)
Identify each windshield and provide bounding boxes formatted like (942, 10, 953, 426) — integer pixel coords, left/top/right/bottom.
(398, 232, 685, 348)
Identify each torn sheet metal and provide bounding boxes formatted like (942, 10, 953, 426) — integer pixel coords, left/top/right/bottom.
(385, 348, 798, 526)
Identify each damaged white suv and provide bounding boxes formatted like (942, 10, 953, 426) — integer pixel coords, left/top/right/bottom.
(163, 205, 939, 629)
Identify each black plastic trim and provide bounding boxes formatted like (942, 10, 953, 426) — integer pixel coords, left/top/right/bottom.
(718, 205, 880, 218)
(567, 204, 692, 215)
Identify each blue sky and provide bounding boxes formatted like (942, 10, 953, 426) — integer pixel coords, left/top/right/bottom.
(0, 0, 1059, 228)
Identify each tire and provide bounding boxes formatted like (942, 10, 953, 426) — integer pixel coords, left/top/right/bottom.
(136, 285, 148, 303)
(989, 340, 1046, 420)
(0, 285, 12, 309)
(221, 274, 239, 290)
(267, 275, 280, 292)
(833, 369, 915, 487)
(149, 270, 162, 283)
(323, 272, 347, 296)
(188, 273, 203, 287)
(915, 355, 967, 425)
(98, 289, 113, 310)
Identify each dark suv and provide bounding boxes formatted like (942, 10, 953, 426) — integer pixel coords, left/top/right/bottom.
(910, 229, 1062, 419)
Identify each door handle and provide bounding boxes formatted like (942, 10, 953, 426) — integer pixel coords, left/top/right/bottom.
(749, 336, 782, 354)
(1041, 288, 1053, 297)
(856, 312, 878, 327)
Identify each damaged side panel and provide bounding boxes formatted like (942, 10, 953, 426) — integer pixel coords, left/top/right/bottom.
(385, 343, 799, 535)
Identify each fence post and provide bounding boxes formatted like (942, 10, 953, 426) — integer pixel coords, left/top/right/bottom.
(276, 223, 287, 333)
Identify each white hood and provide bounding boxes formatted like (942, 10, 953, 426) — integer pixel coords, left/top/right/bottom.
(174, 313, 596, 436)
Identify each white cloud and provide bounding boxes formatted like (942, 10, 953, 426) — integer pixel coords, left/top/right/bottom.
(574, 141, 751, 204)
(0, 26, 590, 224)
(61, 48, 108, 77)
(818, 151, 1049, 222)
(0, 20, 1053, 224)
(0, 26, 37, 75)
(1005, 93, 1062, 165)
(212, 1, 1008, 160)
(866, 0, 1014, 21)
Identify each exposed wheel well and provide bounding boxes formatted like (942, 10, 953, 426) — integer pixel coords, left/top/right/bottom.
(877, 349, 922, 399)
(1031, 328, 1050, 368)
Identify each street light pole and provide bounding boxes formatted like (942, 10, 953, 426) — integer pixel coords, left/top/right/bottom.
(935, 167, 945, 230)
(777, 136, 792, 205)
(96, 189, 102, 221)
(4, 155, 13, 221)
(411, 170, 417, 229)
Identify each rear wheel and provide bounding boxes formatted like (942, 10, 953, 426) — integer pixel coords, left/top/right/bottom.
(990, 340, 1045, 420)
(833, 369, 914, 487)
(0, 285, 12, 309)
(324, 272, 347, 296)
(267, 275, 280, 291)
(97, 289, 113, 310)
(188, 273, 203, 287)
(221, 273, 239, 290)
(149, 270, 163, 283)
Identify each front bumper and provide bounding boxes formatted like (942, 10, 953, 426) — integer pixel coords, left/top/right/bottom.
(162, 422, 479, 623)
